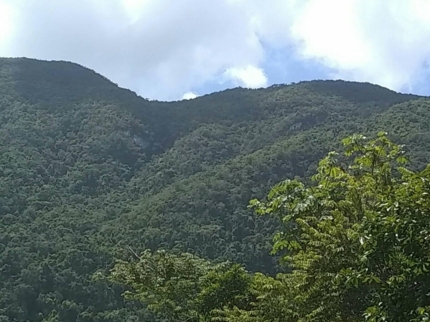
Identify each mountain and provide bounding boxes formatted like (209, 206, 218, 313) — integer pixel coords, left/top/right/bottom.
(0, 57, 429, 321)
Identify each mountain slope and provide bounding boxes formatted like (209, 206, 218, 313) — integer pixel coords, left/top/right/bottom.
(0, 57, 428, 321)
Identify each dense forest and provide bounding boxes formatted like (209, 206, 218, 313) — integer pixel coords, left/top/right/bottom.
(0, 57, 430, 321)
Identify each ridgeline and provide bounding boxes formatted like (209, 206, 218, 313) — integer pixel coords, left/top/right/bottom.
(0, 58, 429, 321)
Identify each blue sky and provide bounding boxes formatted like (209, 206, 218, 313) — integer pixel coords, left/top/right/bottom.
(0, 0, 430, 101)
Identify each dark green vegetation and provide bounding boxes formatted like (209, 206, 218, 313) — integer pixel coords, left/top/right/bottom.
(0, 57, 429, 321)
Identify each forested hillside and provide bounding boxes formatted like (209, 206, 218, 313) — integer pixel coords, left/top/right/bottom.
(1, 57, 429, 321)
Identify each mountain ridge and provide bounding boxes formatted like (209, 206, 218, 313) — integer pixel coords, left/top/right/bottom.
(1, 57, 430, 321)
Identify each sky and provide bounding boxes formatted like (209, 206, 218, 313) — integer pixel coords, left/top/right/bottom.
(0, 0, 430, 101)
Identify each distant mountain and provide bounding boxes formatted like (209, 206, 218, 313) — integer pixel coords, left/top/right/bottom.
(0, 57, 428, 321)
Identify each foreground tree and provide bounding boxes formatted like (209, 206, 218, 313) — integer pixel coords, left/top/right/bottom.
(108, 250, 253, 321)
(249, 132, 430, 321)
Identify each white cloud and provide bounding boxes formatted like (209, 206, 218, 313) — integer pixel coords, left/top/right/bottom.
(182, 91, 198, 100)
(1, 0, 430, 98)
(0, 1, 15, 49)
(289, 0, 430, 92)
(224, 65, 268, 88)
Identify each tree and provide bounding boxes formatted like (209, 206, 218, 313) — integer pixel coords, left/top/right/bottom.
(250, 132, 430, 321)
(108, 250, 253, 321)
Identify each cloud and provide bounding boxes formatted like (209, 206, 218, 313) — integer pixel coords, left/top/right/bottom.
(0, 1, 15, 49)
(289, 0, 430, 93)
(224, 65, 268, 88)
(1, 0, 430, 99)
(181, 91, 198, 100)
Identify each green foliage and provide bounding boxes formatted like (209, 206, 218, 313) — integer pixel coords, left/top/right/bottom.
(1, 57, 430, 321)
(109, 250, 253, 321)
(248, 132, 430, 321)
(211, 272, 298, 322)
(109, 250, 209, 321)
(196, 264, 253, 318)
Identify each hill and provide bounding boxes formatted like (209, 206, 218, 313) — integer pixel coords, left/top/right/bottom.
(0, 57, 429, 321)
